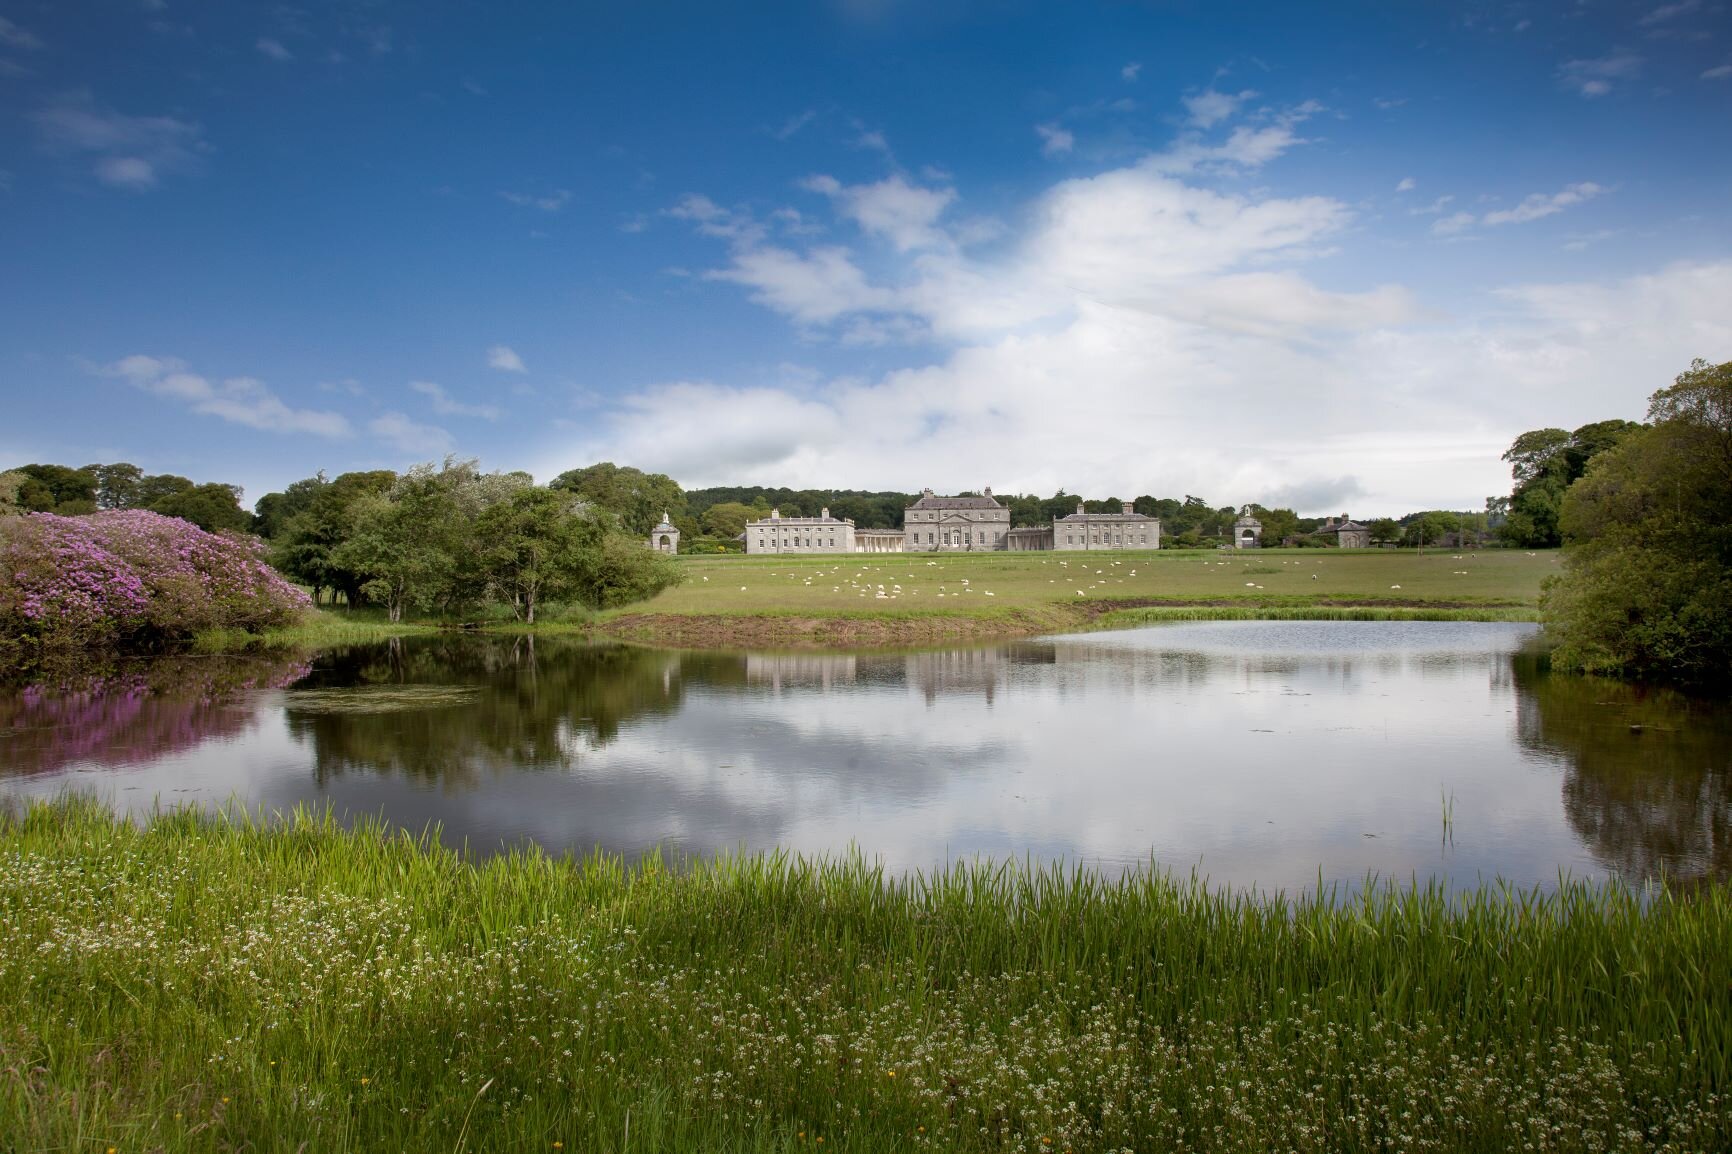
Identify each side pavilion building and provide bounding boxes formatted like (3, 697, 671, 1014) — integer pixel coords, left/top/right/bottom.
(1053, 501, 1162, 551)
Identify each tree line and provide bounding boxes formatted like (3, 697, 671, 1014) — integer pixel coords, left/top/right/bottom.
(0, 462, 252, 532)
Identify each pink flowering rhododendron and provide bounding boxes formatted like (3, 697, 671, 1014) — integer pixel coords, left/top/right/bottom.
(0, 511, 309, 649)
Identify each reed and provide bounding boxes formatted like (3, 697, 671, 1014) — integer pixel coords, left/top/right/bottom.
(0, 797, 1724, 1152)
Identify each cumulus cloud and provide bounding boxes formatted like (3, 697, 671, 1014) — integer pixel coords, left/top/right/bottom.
(105, 355, 352, 437)
(802, 173, 957, 250)
(556, 96, 1731, 515)
(31, 91, 207, 190)
(1396, 177, 1416, 192)
(370, 412, 454, 456)
(487, 345, 527, 373)
(410, 380, 502, 420)
(1034, 122, 1075, 156)
(1557, 54, 1642, 97)
(536, 260, 1731, 514)
(1703, 62, 1732, 80)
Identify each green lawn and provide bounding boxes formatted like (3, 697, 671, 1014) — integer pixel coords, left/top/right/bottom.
(616, 547, 1555, 621)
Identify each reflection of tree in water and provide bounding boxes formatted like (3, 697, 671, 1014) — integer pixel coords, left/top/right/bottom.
(0, 653, 311, 776)
(286, 638, 714, 787)
(1515, 657, 1732, 886)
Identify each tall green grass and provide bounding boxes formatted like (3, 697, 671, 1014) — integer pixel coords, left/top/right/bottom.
(0, 798, 1724, 1152)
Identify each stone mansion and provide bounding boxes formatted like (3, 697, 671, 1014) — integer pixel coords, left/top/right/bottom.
(739, 488, 1163, 554)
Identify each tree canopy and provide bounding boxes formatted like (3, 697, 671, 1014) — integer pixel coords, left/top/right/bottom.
(1498, 420, 1644, 547)
(1542, 359, 1732, 684)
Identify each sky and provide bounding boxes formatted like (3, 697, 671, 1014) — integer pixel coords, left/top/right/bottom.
(2, 0, 1730, 516)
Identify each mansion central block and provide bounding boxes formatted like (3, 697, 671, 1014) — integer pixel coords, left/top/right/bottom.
(743, 488, 1161, 554)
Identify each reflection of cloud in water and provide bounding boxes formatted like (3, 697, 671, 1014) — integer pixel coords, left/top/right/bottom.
(6, 624, 1725, 894)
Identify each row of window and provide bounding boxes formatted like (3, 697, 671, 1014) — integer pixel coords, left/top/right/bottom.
(1064, 533, 1151, 545)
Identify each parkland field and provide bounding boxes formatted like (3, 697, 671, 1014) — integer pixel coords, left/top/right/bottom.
(598, 548, 1557, 647)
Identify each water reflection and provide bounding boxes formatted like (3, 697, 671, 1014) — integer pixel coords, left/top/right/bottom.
(1514, 657, 1732, 887)
(0, 654, 309, 776)
(1, 624, 1727, 891)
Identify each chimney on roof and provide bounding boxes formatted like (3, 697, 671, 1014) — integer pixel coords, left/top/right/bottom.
(1324, 516, 1336, 529)
(771, 508, 780, 520)
(1122, 501, 1134, 516)
(922, 487, 934, 498)
(1077, 500, 1086, 516)
(983, 486, 993, 498)
(820, 507, 829, 519)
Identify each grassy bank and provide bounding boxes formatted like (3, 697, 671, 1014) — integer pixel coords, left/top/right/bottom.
(595, 549, 1552, 646)
(1, 800, 1725, 1152)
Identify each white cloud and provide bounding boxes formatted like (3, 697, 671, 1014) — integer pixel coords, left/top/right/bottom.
(569, 117, 1732, 514)
(1182, 88, 1256, 128)
(1703, 62, 1732, 80)
(1557, 54, 1642, 97)
(410, 380, 502, 420)
(774, 109, 816, 140)
(1433, 183, 1604, 236)
(104, 355, 352, 437)
(1411, 195, 1454, 216)
(256, 37, 292, 61)
(1482, 181, 1603, 225)
(802, 173, 957, 250)
(370, 412, 454, 456)
(1121, 62, 1141, 82)
(710, 244, 900, 325)
(94, 157, 158, 190)
(1396, 177, 1416, 192)
(1152, 100, 1319, 175)
(500, 189, 571, 212)
(487, 345, 527, 373)
(1432, 211, 1476, 237)
(1034, 122, 1075, 157)
(31, 91, 207, 190)
(537, 261, 1732, 515)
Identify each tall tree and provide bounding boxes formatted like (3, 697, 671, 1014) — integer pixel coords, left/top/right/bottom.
(1544, 360, 1732, 683)
(148, 483, 251, 533)
(550, 462, 685, 537)
(1499, 420, 1643, 547)
(85, 462, 144, 510)
(11, 464, 98, 513)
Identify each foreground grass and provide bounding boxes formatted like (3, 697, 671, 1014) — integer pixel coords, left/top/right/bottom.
(1, 801, 1726, 1152)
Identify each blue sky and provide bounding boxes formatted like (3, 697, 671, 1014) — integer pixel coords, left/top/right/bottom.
(3, 0, 1730, 515)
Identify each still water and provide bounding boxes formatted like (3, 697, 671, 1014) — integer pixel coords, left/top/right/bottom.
(3, 622, 1728, 893)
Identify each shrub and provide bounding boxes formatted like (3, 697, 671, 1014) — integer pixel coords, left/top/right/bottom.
(0, 511, 309, 651)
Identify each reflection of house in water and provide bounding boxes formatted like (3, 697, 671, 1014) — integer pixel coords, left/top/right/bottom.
(744, 653, 859, 692)
(906, 648, 1003, 705)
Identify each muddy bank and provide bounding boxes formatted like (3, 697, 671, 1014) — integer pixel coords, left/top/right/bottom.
(593, 608, 1090, 649)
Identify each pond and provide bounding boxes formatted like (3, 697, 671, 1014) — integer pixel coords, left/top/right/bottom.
(3, 622, 1728, 893)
